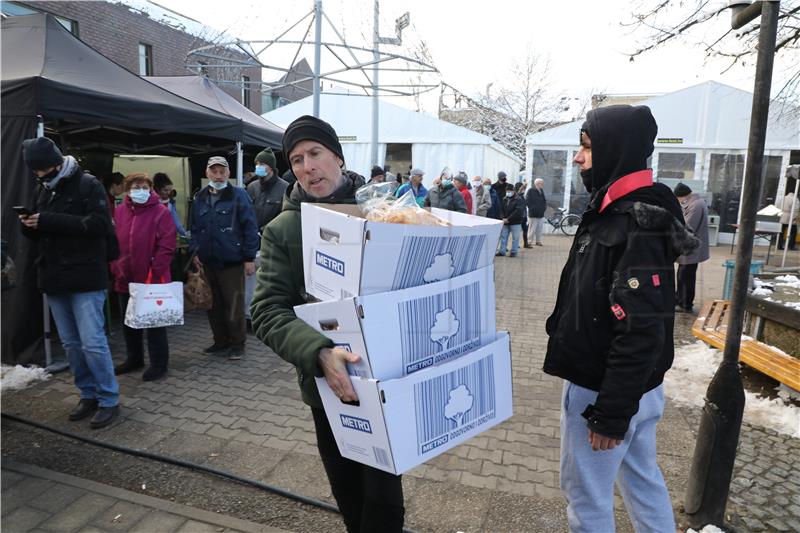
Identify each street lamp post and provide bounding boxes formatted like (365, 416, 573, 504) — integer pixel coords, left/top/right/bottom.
(683, 1, 780, 529)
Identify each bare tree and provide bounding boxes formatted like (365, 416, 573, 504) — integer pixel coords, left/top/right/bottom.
(623, 1, 800, 104)
(439, 48, 585, 160)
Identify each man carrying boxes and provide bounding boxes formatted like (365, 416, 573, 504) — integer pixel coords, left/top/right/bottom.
(250, 115, 404, 533)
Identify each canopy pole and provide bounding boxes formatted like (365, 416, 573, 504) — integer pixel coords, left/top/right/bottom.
(312, 0, 322, 117)
(371, 0, 380, 168)
(236, 141, 244, 187)
(781, 177, 799, 267)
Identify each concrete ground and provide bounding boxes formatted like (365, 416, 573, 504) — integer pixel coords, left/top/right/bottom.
(2, 235, 798, 533)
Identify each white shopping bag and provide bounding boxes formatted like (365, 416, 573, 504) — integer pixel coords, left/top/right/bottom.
(125, 281, 184, 329)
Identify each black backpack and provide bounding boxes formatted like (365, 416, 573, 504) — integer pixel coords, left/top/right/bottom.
(78, 173, 120, 261)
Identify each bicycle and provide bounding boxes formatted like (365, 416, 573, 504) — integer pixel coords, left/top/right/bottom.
(545, 207, 582, 236)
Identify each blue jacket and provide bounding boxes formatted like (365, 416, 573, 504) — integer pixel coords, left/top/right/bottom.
(395, 181, 428, 207)
(190, 184, 259, 268)
(487, 187, 502, 219)
(166, 201, 187, 237)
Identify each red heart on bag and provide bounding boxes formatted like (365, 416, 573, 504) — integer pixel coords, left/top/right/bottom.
(156, 300, 163, 306)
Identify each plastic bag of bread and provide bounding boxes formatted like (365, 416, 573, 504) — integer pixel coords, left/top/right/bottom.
(357, 183, 450, 227)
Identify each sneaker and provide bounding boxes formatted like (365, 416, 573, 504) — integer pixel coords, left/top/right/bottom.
(227, 348, 244, 361)
(68, 398, 98, 421)
(142, 366, 167, 382)
(495, 252, 506, 257)
(114, 358, 144, 375)
(535, 242, 543, 246)
(90, 405, 119, 429)
(524, 244, 533, 249)
(203, 343, 230, 354)
(509, 252, 517, 257)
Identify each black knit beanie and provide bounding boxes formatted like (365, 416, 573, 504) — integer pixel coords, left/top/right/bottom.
(371, 165, 384, 178)
(254, 147, 276, 170)
(282, 115, 344, 166)
(22, 137, 64, 170)
(673, 183, 692, 197)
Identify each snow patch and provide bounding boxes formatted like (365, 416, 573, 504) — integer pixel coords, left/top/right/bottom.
(687, 526, 726, 533)
(751, 287, 772, 296)
(1, 365, 50, 391)
(665, 342, 800, 438)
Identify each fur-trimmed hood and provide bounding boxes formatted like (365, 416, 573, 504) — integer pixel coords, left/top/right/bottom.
(632, 201, 700, 257)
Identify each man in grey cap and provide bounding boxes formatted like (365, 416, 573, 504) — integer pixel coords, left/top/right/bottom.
(395, 168, 428, 207)
(190, 156, 259, 360)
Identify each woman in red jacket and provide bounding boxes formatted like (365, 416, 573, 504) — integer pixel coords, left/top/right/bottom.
(112, 173, 177, 381)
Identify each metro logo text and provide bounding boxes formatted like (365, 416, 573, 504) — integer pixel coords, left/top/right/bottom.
(316, 251, 345, 276)
(340, 414, 372, 433)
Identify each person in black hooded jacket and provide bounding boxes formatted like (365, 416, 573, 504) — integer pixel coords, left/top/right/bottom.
(543, 105, 698, 533)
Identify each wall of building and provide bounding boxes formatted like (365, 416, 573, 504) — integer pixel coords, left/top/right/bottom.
(17, 1, 262, 114)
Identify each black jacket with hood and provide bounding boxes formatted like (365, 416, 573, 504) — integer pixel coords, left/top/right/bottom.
(543, 105, 699, 440)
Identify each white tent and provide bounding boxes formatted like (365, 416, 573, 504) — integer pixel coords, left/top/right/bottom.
(526, 81, 799, 240)
(263, 88, 522, 186)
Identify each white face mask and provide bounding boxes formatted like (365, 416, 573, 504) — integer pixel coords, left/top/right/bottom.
(209, 180, 228, 190)
(129, 189, 150, 204)
(472, 181, 481, 189)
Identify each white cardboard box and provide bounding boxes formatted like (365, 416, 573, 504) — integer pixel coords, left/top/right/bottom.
(294, 266, 496, 380)
(301, 203, 503, 301)
(315, 331, 513, 475)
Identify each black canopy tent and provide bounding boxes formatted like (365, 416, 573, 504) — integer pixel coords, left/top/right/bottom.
(1, 14, 282, 365)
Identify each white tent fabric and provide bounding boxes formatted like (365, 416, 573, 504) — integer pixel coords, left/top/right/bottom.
(526, 81, 799, 149)
(263, 88, 522, 185)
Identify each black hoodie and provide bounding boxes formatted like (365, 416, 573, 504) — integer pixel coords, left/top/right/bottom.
(543, 105, 699, 440)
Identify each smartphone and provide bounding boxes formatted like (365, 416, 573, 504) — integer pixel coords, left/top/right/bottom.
(12, 206, 32, 216)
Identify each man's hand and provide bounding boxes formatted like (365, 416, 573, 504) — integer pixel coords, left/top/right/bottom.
(192, 255, 202, 269)
(588, 429, 623, 451)
(19, 213, 39, 229)
(244, 261, 256, 276)
(319, 347, 362, 402)
(502, 218, 509, 224)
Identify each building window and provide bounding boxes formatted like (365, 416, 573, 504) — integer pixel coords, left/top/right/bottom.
(1, 1, 79, 35)
(241, 75, 251, 108)
(760, 155, 783, 209)
(657, 152, 696, 181)
(708, 153, 745, 231)
(138, 43, 153, 76)
(532, 150, 567, 212)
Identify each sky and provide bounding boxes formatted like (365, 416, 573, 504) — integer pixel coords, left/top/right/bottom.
(152, 0, 792, 117)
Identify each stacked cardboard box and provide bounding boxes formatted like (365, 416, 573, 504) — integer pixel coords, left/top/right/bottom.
(295, 203, 512, 474)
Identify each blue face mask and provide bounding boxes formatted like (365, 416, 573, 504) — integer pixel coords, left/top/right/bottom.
(483, 184, 490, 191)
(254, 166, 267, 177)
(129, 189, 150, 204)
(442, 179, 452, 188)
(506, 192, 514, 198)
(209, 180, 228, 190)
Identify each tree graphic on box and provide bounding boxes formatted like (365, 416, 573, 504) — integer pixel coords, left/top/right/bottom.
(430, 308, 459, 350)
(444, 384, 474, 427)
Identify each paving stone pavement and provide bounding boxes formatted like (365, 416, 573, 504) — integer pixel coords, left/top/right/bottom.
(2, 235, 798, 532)
(1, 460, 287, 533)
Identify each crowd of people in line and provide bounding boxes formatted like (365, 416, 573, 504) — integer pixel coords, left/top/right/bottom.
(13, 106, 793, 533)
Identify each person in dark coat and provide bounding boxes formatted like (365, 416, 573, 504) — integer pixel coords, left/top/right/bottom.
(496, 183, 525, 257)
(492, 171, 508, 199)
(424, 174, 467, 213)
(483, 177, 502, 219)
(673, 183, 710, 313)
(515, 181, 531, 248)
(525, 178, 547, 246)
(543, 105, 699, 533)
(19, 137, 120, 429)
(190, 156, 260, 361)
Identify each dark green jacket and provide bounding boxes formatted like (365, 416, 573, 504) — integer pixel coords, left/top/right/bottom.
(251, 172, 365, 408)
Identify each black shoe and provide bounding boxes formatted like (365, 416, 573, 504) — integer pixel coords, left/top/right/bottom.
(142, 366, 167, 381)
(90, 405, 120, 429)
(227, 348, 244, 361)
(114, 358, 144, 375)
(509, 252, 517, 257)
(68, 399, 98, 421)
(203, 343, 230, 354)
(495, 252, 506, 257)
(523, 244, 534, 249)
(535, 242, 543, 246)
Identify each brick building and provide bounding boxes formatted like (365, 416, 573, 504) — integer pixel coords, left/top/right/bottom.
(1, 0, 262, 114)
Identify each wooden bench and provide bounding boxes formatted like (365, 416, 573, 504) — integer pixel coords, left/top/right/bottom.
(692, 300, 800, 391)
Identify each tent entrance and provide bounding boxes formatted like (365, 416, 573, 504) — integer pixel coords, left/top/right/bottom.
(385, 143, 411, 179)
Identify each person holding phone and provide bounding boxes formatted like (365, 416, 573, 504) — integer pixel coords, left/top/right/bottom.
(19, 137, 120, 429)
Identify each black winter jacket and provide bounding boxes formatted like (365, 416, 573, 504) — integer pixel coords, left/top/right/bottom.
(525, 187, 547, 218)
(22, 165, 111, 294)
(424, 184, 467, 213)
(501, 194, 525, 225)
(246, 175, 289, 230)
(543, 105, 699, 440)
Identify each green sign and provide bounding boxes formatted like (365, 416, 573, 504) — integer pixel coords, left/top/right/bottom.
(656, 138, 683, 144)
